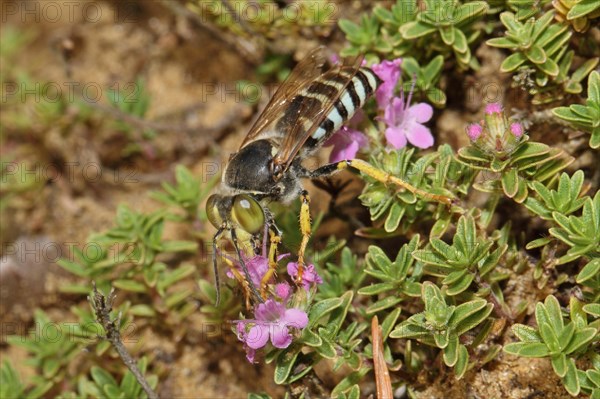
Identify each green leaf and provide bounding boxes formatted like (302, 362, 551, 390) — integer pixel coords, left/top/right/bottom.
(562, 358, 580, 396)
(512, 324, 541, 342)
(357, 282, 396, 296)
(567, 0, 600, 19)
(443, 335, 459, 367)
(577, 259, 600, 283)
(384, 202, 403, 232)
(113, 279, 146, 293)
(525, 45, 546, 64)
(503, 342, 550, 357)
(502, 168, 519, 198)
(308, 297, 343, 328)
(486, 37, 516, 48)
(366, 296, 403, 314)
(537, 58, 559, 77)
(161, 240, 198, 253)
(400, 21, 437, 39)
(440, 26, 455, 46)
(501, 52, 527, 72)
(552, 353, 568, 378)
(454, 344, 469, 379)
(274, 348, 300, 385)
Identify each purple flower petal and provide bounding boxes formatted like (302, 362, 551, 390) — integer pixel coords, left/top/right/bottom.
(330, 140, 359, 163)
(385, 126, 408, 149)
(282, 308, 309, 329)
(406, 123, 434, 149)
(372, 58, 402, 107)
(270, 324, 293, 349)
(409, 103, 433, 123)
(254, 300, 285, 322)
(325, 127, 368, 163)
(245, 348, 256, 363)
(246, 324, 270, 349)
(275, 282, 292, 301)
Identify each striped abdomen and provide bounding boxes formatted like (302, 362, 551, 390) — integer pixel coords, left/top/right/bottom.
(276, 66, 382, 151)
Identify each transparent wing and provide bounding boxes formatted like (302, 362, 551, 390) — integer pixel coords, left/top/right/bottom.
(239, 46, 329, 149)
(273, 53, 364, 173)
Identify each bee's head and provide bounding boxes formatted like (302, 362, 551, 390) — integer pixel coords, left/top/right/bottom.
(206, 193, 265, 234)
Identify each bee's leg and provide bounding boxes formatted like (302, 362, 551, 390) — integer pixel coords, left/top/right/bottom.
(230, 228, 264, 304)
(260, 211, 282, 299)
(212, 227, 225, 306)
(295, 190, 312, 285)
(307, 159, 453, 205)
(223, 256, 253, 310)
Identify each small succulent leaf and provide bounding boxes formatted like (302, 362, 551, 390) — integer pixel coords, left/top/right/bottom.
(381, 308, 402, 340)
(563, 327, 598, 354)
(445, 273, 474, 296)
(551, 353, 568, 378)
(562, 358, 580, 396)
(502, 168, 519, 198)
(449, 299, 486, 329)
(308, 297, 343, 328)
(440, 26, 455, 45)
(501, 52, 527, 72)
(443, 335, 459, 367)
(537, 58, 559, 77)
(453, 29, 468, 53)
(576, 259, 600, 283)
(557, 322, 575, 351)
(567, 0, 600, 19)
(274, 348, 300, 385)
(433, 330, 449, 349)
(512, 324, 542, 342)
(366, 296, 403, 314)
(357, 282, 397, 296)
(454, 344, 469, 379)
(588, 71, 600, 103)
(390, 321, 430, 339)
(539, 322, 560, 353)
(400, 21, 437, 39)
(503, 342, 550, 357)
(525, 45, 546, 64)
(486, 37, 516, 48)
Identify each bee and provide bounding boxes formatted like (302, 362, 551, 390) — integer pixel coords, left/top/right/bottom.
(206, 47, 450, 305)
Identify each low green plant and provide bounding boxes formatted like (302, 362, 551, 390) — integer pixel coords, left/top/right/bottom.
(553, 70, 600, 149)
(504, 296, 598, 396)
(390, 282, 494, 379)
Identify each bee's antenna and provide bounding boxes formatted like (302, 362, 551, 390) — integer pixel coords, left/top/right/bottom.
(231, 228, 264, 303)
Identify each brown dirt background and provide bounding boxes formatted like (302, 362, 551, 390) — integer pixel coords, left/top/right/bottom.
(0, 0, 595, 398)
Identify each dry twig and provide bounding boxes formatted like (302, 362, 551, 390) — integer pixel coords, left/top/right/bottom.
(89, 283, 159, 399)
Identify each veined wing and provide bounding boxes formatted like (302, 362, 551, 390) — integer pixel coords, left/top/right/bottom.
(272, 53, 366, 176)
(239, 46, 328, 149)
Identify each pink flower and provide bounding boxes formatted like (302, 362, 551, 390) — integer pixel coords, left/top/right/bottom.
(287, 262, 323, 291)
(372, 58, 403, 108)
(274, 282, 292, 301)
(381, 90, 434, 149)
(236, 299, 308, 361)
(324, 126, 368, 163)
(485, 103, 502, 115)
(467, 123, 483, 141)
(510, 122, 524, 138)
(226, 253, 289, 288)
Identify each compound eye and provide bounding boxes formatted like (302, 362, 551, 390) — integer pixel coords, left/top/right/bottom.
(232, 195, 265, 234)
(206, 194, 223, 228)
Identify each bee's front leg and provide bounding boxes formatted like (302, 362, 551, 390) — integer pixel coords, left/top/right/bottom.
(306, 159, 453, 205)
(295, 190, 312, 285)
